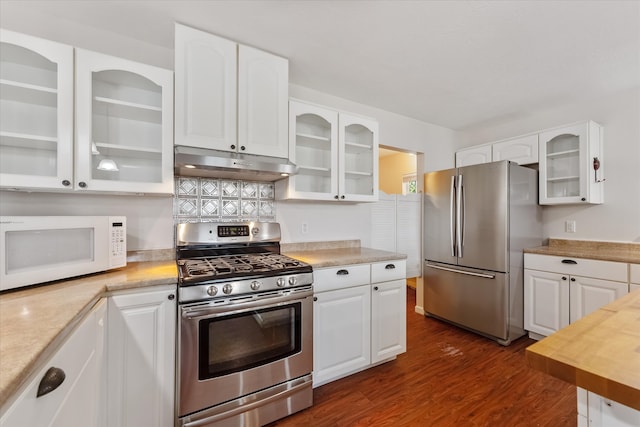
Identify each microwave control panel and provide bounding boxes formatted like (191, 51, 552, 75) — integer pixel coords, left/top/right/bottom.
(109, 216, 127, 267)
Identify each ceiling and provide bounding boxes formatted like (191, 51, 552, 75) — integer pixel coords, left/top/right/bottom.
(2, 1, 639, 132)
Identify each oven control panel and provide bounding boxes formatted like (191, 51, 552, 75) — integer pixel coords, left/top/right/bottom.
(218, 225, 250, 237)
(176, 221, 280, 245)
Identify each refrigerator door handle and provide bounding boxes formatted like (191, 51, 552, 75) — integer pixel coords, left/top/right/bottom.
(456, 174, 464, 258)
(450, 175, 456, 257)
(426, 263, 496, 279)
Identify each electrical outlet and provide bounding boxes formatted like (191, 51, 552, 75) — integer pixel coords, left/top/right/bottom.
(301, 222, 308, 234)
(565, 220, 577, 233)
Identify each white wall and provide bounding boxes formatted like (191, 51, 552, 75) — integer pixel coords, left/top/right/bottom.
(457, 87, 640, 242)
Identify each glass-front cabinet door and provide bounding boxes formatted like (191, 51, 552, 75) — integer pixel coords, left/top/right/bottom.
(277, 100, 378, 202)
(0, 29, 74, 190)
(339, 113, 378, 201)
(538, 121, 603, 205)
(75, 49, 174, 194)
(281, 100, 338, 200)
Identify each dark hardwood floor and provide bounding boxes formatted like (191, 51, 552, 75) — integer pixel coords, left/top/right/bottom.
(268, 286, 576, 426)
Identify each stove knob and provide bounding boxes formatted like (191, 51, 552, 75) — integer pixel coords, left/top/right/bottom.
(207, 286, 218, 297)
(250, 280, 261, 291)
(288, 277, 297, 286)
(276, 277, 286, 287)
(223, 284, 233, 294)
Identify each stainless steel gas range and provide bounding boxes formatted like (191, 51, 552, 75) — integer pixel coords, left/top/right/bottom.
(176, 221, 313, 427)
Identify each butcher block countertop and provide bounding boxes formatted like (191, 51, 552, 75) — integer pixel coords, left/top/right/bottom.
(282, 239, 407, 268)
(0, 260, 177, 410)
(524, 238, 640, 264)
(526, 288, 640, 411)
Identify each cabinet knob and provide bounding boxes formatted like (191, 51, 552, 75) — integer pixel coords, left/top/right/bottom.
(313, 297, 318, 302)
(334, 195, 339, 199)
(37, 367, 66, 398)
(561, 259, 578, 264)
(61, 180, 71, 187)
(570, 278, 576, 282)
(240, 146, 246, 151)
(562, 276, 568, 281)
(78, 181, 87, 188)
(374, 286, 379, 291)
(168, 294, 175, 300)
(581, 198, 586, 201)
(385, 264, 396, 270)
(340, 195, 345, 200)
(230, 144, 236, 150)
(336, 269, 349, 275)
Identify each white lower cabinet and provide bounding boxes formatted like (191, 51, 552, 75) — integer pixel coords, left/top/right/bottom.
(313, 284, 371, 387)
(578, 387, 640, 427)
(106, 285, 176, 427)
(524, 254, 628, 338)
(0, 299, 106, 427)
(313, 260, 406, 387)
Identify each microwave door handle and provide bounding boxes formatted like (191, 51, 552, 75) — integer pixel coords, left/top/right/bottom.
(456, 174, 464, 259)
(450, 175, 456, 257)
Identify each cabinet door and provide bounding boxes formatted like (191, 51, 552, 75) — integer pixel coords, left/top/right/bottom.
(313, 285, 371, 387)
(338, 113, 379, 201)
(0, 29, 74, 191)
(539, 121, 603, 205)
(279, 100, 338, 200)
(238, 45, 288, 158)
(455, 145, 491, 167)
(524, 269, 569, 337)
(570, 276, 628, 323)
(0, 300, 106, 427)
(492, 134, 538, 165)
(75, 49, 174, 194)
(371, 279, 406, 363)
(587, 391, 640, 427)
(174, 23, 237, 151)
(107, 286, 176, 427)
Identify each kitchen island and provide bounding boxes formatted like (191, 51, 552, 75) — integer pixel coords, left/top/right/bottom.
(526, 288, 640, 420)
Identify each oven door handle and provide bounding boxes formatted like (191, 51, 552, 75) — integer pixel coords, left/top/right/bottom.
(181, 289, 313, 320)
(181, 375, 312, 427)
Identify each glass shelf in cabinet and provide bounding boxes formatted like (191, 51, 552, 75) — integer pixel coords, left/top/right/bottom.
(1, 79, 57, 107)
(92, 96, 162, 124)
(0, 131, 57, 151)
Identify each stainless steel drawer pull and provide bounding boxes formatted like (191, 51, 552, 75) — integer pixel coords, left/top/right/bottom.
(561, 259, 578, 264)
(37, 367, 66, 398)
(385, 264, 396, 270)
(336, 269, 349, 275)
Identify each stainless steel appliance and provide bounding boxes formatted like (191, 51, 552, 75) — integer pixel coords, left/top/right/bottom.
(423, 160, 542, 345)
(0, 216, 126, 291)
(176, 221, 313, 427)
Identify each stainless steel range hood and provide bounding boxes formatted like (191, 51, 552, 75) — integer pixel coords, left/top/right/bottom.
(174, 146, 298, 182)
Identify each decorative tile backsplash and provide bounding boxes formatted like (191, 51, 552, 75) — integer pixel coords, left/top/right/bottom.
(175, 177, 276, 223)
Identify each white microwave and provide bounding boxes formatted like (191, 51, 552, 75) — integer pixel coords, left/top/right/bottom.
(0, 216, 127, 291)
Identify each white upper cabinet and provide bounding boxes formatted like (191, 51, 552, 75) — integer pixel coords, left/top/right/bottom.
(0, 29, 74, 190)
(278, 100, 378, 202)
(237, 44, 288, 158)
(0, 29, 174, 195)
(492, 134, 539, 165)
(455, 144, 491, 167)
(539, 121, 603, 205)
(75, 49, 174, 194)
(174, 23, 289, 158)
(174, 24, 236, 151)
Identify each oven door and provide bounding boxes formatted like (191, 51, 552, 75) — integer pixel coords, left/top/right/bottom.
(178, 287, 313, 418)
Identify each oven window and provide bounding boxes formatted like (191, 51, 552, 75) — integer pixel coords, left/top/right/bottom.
(198, 302, 302, 379)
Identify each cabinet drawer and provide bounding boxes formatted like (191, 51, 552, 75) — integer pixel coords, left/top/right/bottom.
(524, 254, 627, 282)
(314, 264, 370, 293)
(371, 260, 406, 283)
(630, 264, 640, 285)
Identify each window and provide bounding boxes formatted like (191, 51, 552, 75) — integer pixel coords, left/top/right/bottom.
(402, 174, 417, 195)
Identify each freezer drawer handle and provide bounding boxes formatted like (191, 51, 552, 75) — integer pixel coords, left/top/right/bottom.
(384, 264, 396, 270)
(427, 264, 495, 279)
(561, 259, 578, 264)
(336, 269, 349, 275)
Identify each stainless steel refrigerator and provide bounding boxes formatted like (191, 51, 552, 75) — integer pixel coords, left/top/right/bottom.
(423, 160, 542, 345)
